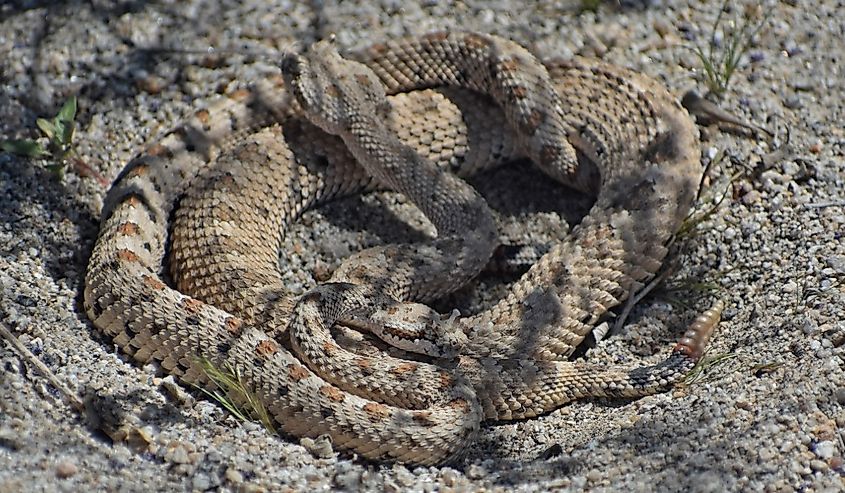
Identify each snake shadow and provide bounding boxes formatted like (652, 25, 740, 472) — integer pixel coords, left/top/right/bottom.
(309, 137, 702, 469)
(312, 159, 594, 274)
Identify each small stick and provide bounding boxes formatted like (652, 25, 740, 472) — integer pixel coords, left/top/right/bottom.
(0, 321, 85, 412)
(803, 201, 845, 209)
(613, 261, 678, 334)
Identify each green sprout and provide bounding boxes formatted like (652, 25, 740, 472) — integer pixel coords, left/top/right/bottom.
(2, 96, 78, 178)
(2, 95, 108, 184)
(692, 1, 770, 97)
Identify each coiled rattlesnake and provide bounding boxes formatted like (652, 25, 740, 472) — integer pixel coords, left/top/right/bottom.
(84, 32, 713, 465)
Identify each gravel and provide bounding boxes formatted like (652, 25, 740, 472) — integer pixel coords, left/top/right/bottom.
(1, 1, 843, 491)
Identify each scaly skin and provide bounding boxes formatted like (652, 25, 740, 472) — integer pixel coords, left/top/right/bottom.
(85, 32, 712, 465)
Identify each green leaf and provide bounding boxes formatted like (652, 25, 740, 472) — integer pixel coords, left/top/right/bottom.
(45, 162, 67, 178)
(0, 139, 49, 158)
(57, 96, 77, 123)
(36, 118, 56, 140)
(56, 97, 77, 146)
(58, 119, 75, 147)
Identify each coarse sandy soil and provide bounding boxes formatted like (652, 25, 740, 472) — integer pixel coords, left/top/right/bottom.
(1, 1, 843, 491)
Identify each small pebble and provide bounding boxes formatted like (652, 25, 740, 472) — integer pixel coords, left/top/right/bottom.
(440, 468, 458, 487)
(652, 19, 671, 38)
(390, 465, 414, 487)
(135, 74, 168, 94)
(585, 469, 603, 482)
(784, 95, 801, 109)
(166, 444, 191, 465)
(781, 161, 801, 177)
(825, 255, 845, 274)
(55, 460, 78, 479)
(783, 40, 802, 57)
(707, 147, 719, 160)
(581, 32, 607, 58)
(160, 375, 194, 407)
(790, 459, 810, 476)
(225, 468, 244, 484)
(192, 474, 212, 491)
(736, 400, 753, 411)
(300, 434, 334, 459)
(791, 79, 814, 92)
(758, 448, 776, 462)
(814, 441, 836, 460)
(741, 190, 761, 205)
(466, 464, 486, 480)
(835, 388, 845, 405)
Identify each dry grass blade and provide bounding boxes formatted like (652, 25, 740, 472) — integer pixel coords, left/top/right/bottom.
(684, 352, 736, 385)
(194, 357, 277, 434)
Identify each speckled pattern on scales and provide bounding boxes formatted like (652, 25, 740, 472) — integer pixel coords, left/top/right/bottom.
(83, 31, 714, 465)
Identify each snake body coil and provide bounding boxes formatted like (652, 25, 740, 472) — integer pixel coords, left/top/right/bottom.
(85, 32, 711, 465)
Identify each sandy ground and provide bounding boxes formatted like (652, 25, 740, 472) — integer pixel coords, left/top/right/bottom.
(1, 1, 843, 491)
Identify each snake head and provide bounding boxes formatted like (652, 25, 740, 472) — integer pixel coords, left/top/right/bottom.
(368, 304, 468, 360)
(280, 38, 391, 138)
